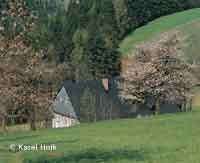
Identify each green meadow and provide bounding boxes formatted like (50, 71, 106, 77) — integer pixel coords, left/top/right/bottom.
(0, 107, 200, 163)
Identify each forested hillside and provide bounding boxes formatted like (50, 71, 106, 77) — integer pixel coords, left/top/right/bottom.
(5, 0, 199, 80)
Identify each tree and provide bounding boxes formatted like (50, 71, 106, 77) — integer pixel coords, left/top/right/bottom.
(71, 29, 92, 81)
(24, 0, 122, 80)
(113, 0, 130, 38)
(85, 34, 120, 78)
(67, 0, 121, 79)
(0, 38, 53, 130)
(0, 0, 58, 131)
(118, 33, 195, 115)
(86, 0, 120, 78)
(24, 0, 200, 80)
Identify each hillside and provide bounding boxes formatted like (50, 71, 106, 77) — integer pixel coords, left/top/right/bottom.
(119, 8, 200, 56)
(0, 107, 200, 163)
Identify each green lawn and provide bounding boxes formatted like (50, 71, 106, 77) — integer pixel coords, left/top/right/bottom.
(1, 108, 200, 163)
(119, 8, 200, 56)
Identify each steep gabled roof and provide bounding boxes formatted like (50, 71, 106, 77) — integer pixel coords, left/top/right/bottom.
(53, 87, 78, 119)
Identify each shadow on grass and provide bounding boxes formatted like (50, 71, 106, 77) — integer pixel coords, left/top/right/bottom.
(0, 135, 39, 142)
(42, 139, 79, 145)
(24, 148, 146, 163)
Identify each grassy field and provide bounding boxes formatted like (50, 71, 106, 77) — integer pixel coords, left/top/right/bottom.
(119, 8, 200, 56)
(0, 107, 200, 163)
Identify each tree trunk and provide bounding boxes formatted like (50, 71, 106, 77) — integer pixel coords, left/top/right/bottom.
(110, 103, 113, 120)
(44, 118, 51, 128)
(87, 112, 90, 123)
(94, 111, 97, 122)
(189, 98, 193, 112)
(155, 97, 160, 115)
(183, 99, 187, 112)
(30, 107, 36, 131)
(178, 104, 182, 112)
(1, 116, 7, 132)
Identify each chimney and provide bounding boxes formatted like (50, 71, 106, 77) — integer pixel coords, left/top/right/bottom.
(102, 78, 109, 92)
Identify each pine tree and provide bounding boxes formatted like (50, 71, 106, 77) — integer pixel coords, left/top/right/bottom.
(83, 0, 120, 78)
(113, 0, 130, 38)
(85, 34, 120, 78)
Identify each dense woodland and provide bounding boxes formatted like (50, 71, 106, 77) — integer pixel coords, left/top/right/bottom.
(0, 0, 200, 131)
(1, 0, 199, 79)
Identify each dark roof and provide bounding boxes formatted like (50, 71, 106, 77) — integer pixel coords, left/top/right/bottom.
(53, 87, 78, 119)
(53, 79, 180, 120)
(62, 79, 133, 119)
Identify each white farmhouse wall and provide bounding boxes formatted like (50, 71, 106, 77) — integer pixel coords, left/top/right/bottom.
(52, 113, 79, 128)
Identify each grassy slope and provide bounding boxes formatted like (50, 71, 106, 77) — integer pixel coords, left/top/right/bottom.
(119, 8, 200, 56)
(1, 108, 200, 163)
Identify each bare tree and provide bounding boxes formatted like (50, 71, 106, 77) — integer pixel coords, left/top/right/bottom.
(118, 32, 196, 115)
(0, 0, 77, 132)
(0, 41, 53, 130)
(0, 0, 54, 131)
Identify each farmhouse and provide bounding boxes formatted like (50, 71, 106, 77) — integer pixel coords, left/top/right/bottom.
(52, 87, 79, 128)
(51, 79, 181, 128)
